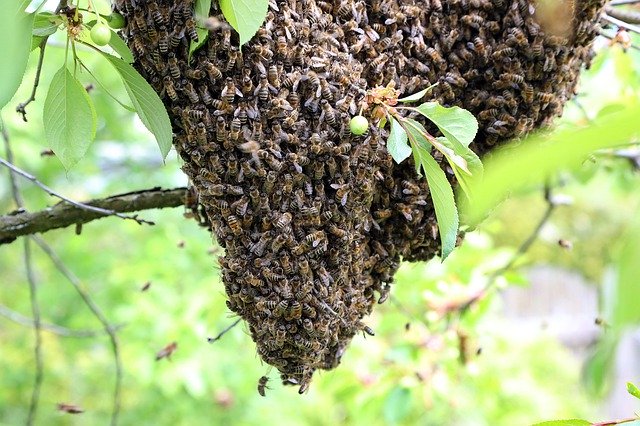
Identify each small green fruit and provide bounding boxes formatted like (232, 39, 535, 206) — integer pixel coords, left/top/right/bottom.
(349, 115, 369, 135)
(90, 23, 111, 46)
(108, 13, 126, 29)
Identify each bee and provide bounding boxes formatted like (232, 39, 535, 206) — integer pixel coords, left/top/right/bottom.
(288, 301, 302, 320)
(225, 47, 240, 72)
(282, 70, 302, 91)
(319, 99, 337, 127)
(155, 341, 178, 361)
(195, 85, 212, 106)
(228, 117, 242, 140)
(492, 47, 516, 60)
(185, 18, 198, 42)
(57, 403, 84, 414)
(226, 215, 242, 235)
(170, 27, 184, 49)
(163, 77, 178, 101)
(203, 61, 222, 82)
(167, 53, 181, 79)
(444, 72, 467, 88)
(184, 81, 199, 103)
(221, 78, 242, 104)
(275, 212, 292, 229)
(257, 376, 270, 397)
(255, 74, 271, 103)
(369, 54, 389, 73)
(537, 92, 555, 104)
(522, 83, 534, 104)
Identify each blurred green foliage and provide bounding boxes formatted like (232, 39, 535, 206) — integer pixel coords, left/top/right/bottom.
(1, 16, 640, 426)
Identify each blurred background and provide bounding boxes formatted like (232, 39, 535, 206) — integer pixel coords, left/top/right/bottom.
(1, 3, 640, 425)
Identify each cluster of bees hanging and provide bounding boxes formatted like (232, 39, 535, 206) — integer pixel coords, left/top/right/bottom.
(114, 0, 607, 393)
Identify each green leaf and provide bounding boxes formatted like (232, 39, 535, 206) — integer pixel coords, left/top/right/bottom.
(530, 420, 591, 426)
(582, 332, 618, 397)
(398, 87, 429, 103)
(416, 102, 478, 147)
(605, 223, 640, 328)
(404, 120, 458, 259)
(387, 117, 412, 163)
(100, 52, 173, 158)
(461, 104, 640, 227)
(189, 28, 209, 61)
(195, 0, 213, 19)
(43, 67, 97, 170)
(219, 0, 269, 45)
(0, 1, 35, 109)
(32, 12, 60, 37)
(383, 387, 412, 424)
(108, 30, 134, 63)
(433, 136, 484, 197)
(31, 35, 45, 51)
(627, 382, 640, 400)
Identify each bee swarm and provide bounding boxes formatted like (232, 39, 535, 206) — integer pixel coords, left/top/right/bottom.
(115, 0, 606, 392)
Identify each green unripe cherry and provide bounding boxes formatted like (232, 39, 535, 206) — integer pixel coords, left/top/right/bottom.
(349, 115, 369, 135)
(90, 23, 111, 46)
(108, 13, 126, 29)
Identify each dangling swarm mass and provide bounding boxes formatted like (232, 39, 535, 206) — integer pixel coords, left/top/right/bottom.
(115, 0, 606, 391)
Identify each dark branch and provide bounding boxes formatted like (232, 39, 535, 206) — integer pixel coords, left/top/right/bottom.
(0, 187, 188, 244)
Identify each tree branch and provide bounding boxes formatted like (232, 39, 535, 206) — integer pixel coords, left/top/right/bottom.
(0, 187, 188, 244)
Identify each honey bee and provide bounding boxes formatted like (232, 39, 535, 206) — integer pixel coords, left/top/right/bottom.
(257, 376, 270, 397)
(184, 81, 199, 103)
(167, 53, 181, 79)
(163, 76, 178, 101)
(319, 99, 337, 127)
(255, 74, 271, 103)
(170, 27, 184, 49)
(221, 78, 242, 103)
(185, 18, 198, 42)
(155, 341, 178, 361)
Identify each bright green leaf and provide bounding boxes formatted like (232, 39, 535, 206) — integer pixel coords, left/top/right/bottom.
(219, 0, 269, 45)
(398, 87, 429, 103)
(189, 28, 210, 61)
(416, 102, 478, 147)
(0, 1, 35, 109)
(387, 118, 412, 163)
(404, 120, 458, 259)
(32, 12, 60, 37)
(195, 0, 213, 19)
(383, 387, 412, 424)
(433, 135, 484, 197)
(101, 52, 173, 158)
(43, 67, 97, 170)
(627, 382, 640, 400)
(530, 420, 591, 426)
(462, 104, 640, 226)
(108, 30, 134, 63)
(31, 35, 45, 51)
(403, 118, 432, 177)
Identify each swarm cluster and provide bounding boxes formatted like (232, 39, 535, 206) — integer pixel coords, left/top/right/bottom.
(115, 0, 606, 392)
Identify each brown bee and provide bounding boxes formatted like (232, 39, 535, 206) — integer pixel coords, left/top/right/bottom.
(163, 77, 178, 101)
(257, 376, 270, 397)
(203, 61, 222, 82)
(185, 18, 198, 42)
(148, 1, 165, 25)
(221, 78, 242, 104)
(167, 53, 181, 79)
(155, 342, 178, 361)
(57, 403, 84, 414)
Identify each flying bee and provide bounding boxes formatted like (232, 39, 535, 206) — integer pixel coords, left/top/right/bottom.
(167, 53, 181, 79)
(257, 376, 270, 397)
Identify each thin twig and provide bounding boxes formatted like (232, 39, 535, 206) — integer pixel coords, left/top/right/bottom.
(0, 304, 120, 338)
(3, 119, 44, 426)
(31, 235, 122, 426)
(608, 0, 640, 6)
(606, 5, 640, 24)
(16, 38, 48, 122)
(207, 318, 242, 343)
(0, 156, 155, 226)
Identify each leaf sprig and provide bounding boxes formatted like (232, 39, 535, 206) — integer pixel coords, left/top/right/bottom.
(363, 83, 482, 259)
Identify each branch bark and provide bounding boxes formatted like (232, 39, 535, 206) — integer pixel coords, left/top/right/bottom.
(0, 187, 187, 244)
